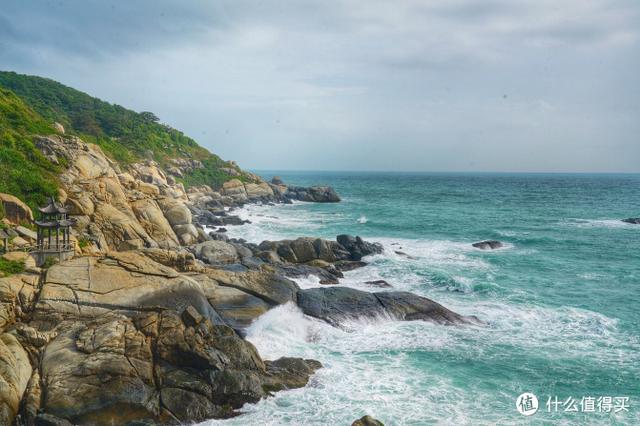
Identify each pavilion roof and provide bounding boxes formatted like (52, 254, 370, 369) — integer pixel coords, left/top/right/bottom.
(38, 197, 68, 215)
(35, 219, 75, 228)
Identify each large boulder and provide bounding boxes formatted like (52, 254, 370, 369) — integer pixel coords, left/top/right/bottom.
(26, 253, 322, 423)
(158, 199, 199, 245)
(290, 238, 318, 263)
(92, 203, 157, 250)
(130, 198, 180, 249)
(205, 268, 299, 306)
(307, 186, 341, 202)
(244, 182, 274, 200)
(40, 316, 159, 424)
(0, 333, 32, 425)
(258, 237, 352, 265)
(0, 274, 41, 329)
(38, 310, 320, 424)
(296, 287, 474, 326)
(222, 179, 248, 202)
(201, 280, 271, 331)
(0, 193, 33, 224)
(191, 240, 239, 265)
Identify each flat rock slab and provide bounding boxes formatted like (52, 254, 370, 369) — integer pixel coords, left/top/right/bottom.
(35, 252, 223, 326)
(296, 287, 476, 326)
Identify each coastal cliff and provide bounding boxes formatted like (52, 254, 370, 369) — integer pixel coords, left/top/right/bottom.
(0, 72, 473, 425)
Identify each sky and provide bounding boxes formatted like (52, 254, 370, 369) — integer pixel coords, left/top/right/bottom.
(1, 0, 639, 172)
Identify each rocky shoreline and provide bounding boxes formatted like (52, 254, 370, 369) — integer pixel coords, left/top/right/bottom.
(0, 133, 477, 425)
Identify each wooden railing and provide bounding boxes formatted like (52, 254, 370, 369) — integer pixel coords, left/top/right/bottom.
(18, 243, 75, 253)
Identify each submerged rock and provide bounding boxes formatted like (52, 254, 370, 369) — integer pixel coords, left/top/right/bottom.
(296, 287, 475, 326)
(394, 250, 417, 259)
(622, 218, 640, 225)
(352, 415, 385, 426)
(472, 240, 503, 250)
(365, 280, 393, 288)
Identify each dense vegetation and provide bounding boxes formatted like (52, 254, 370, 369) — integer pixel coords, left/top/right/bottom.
(0, 71, 251, 208)
(0, 87, 60, 207)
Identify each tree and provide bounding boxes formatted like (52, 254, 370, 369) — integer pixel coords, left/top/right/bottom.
(140, 111, 159, 123)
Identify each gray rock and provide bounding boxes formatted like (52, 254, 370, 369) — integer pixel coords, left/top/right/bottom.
(336, 235, 384, 261)
(365, 280, 393, 288)
(472, 240, 503, 250)
(297, 287, 475, 326)
(622, 218, 640, 224)
(192, 240, 239, 264)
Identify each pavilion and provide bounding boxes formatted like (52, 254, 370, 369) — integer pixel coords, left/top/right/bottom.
(34, 197, 75, 264)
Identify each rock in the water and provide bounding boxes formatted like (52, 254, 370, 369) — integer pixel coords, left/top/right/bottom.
(365, 280, 392, 288)
(285, 185, 341, 203)
(472, 240, 503, 250)
(337, 235, 384, 261)
(394, 250, 417, 259)
(307, 186, 341, 202)
(622, 218, 640, 225)
(263, 357, 323, 392)
(334, 260, 368, 272)
(352, 415, 385, 426)
(297, 287, 475, 326)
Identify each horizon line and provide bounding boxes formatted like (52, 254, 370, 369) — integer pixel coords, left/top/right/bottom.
(248, 169, 640, 175)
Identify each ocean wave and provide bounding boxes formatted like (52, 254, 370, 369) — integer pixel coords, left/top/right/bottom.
(201, 300, 639, 426)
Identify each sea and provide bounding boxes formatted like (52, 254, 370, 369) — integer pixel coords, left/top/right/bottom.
(203, 172, 640, 425)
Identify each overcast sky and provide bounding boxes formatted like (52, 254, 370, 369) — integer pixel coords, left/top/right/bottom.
(1, 0, 639, 172)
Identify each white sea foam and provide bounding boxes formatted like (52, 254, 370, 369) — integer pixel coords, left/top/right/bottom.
(563, 218, 639, 229)
(202, 298, 638, 426)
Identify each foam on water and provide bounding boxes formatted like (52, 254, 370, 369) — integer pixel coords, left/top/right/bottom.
(202, 299, 638, 425)
(562, 218, 640, 230)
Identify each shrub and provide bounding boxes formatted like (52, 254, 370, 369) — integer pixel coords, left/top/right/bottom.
(0, 258, 25, 275)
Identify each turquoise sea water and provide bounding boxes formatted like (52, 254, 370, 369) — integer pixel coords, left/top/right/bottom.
(204, 172, 640, 425)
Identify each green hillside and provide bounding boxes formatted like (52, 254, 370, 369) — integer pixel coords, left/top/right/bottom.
(0, 87, 60, 208)
(0, 71, 251, 209)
